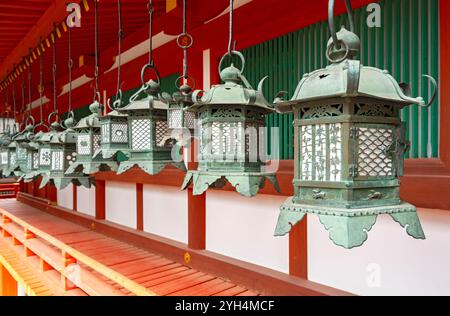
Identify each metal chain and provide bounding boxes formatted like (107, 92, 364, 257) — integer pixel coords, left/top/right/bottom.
(182, 0, 188, 79)
(28, 50, 32, 115)
(93, 0, 99, 101)
(228, 0, 234, 55)
(148, 0, 154, 66)
(68, 24, 73, 113)
(39, 38, 44, 123)
(117, 0, 122, 96)
(52, 24, 57, 113)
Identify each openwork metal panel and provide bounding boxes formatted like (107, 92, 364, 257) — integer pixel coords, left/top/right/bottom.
(93, 134, 101, 153)
(300, 123, 342, 182)
(101, 124, 110, 143)
(131, 119, 151, 150)
(357, 127, 394, 178)
(1, 152, 8, 165)
(111, 123, 128, 143)
(17, 147, 26, 160)
(51, 151, 64, 171)
(10, 153, 16, 166)
(33, 153, 39, 169)
(77, 134, 91, 155)
(168, 109, 182, 129)
(27, 153, 32, 170)
(155, 120, 168, 147)
(39, 148, 51, 166)
(210, 122, 244, 159)
(241, 0, 439, 159)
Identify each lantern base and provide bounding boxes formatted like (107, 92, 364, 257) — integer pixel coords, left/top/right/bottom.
(117, 160, 186, 176)
(22, 171, 40, 183)
(274, 197, 425, 249)
(65, 161, 118, 175)
(181, 171, 280, 197)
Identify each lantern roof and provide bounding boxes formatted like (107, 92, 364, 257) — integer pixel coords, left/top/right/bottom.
(73, 100, 102, 130)
(50, 128, 76, 145)
(189, 62, 274, 112)
(119, 80, 168, 113)
(279, 27, 426, 109)
(102, 110, 127, 118)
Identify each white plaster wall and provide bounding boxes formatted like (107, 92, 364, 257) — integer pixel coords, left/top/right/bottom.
(57, 185, 73, 210)
(308, 209, 450, 296)
(105, 181, 136, 229)
(143, 184, 188, 244)
(76, 186, 96, 217)
(206, 191, 289, 273)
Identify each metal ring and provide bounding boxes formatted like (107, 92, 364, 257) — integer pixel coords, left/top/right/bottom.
(25, 115, 35, 127)
(48, 111, 60, 124)
(107, 89, 123, 111)
(326, 39, 350, 63)
(218, 50, 246, 75)
(140, 63, 161, 85)
(175, 75, 196, 91)
(147, 1, 154, 14)
(93, 91, 102, 103)
(176, 33, 193, 49)
(328, 0, 355, 49)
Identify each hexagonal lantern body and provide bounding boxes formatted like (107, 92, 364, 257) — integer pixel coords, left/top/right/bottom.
(0, 133, 12, 176)
(274, 27, 429, 249)
(96, 110, 130, 160)
(47, 124, 94, 190)
(181, 55, 280, 197)
(13, 129, 32, 177)
(65, 101, 118, 175)
(22, 134, 40, 183)
(36, 127, 60, 181)
(116, 81, 186, 176)
(162, 90, 196, 146)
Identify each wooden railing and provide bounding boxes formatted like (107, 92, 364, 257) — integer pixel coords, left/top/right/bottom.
(0, 207, 156, 296)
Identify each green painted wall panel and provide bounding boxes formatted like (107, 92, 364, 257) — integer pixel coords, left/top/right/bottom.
(241, 0, 439, 159)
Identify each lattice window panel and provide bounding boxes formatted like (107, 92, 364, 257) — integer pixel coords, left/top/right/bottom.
(27, 153, 33, 170)
(131, 119, 151, 150)
(10, 153, 16, 166)
(51, 151, 64, 171)
(245, 123, 260, 161)
(1, 152, 8, 165)
(184, 111, 196, 129)
(211, 122, 244, 158)
(111, 123, 128, 143)
(17, 147, 26, 160)
(77, 134, 92, 155)
(357, 127, 393, 178)
(168, 109, 182, 129)
(300, 123, 342, 182)
(156, 120, 168, 147)
(102, 124, 110, 143)
(93, 134, 101, 153)
(39, 148, 51, 166)
(33, 153, 39, 169)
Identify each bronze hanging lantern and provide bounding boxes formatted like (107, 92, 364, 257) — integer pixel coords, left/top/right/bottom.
(116, 69, 186, 176)
(274, 0, 437, 248)
(65, 0, 118, 175)
(181, 0, 279, 197)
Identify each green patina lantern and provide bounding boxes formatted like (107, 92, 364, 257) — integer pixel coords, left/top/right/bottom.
(36, 123, 60, 184)
(10, 122, 34, 177)
(116, 71, 186, 176)
(65, 101, 118, 175)
(273, 0, 436, 249)
(46, 116, 94, 189)
(22, 130, 41, 183)
(0, 129, 13, 177)
(161, 87, 196, 147)
(181, 51, 280, 197)
(96, 108, 129, 160)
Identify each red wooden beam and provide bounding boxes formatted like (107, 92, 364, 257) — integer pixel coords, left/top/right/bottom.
(73, 184, 77, 212)
(440, 0, 450, 168)
(136, 183, 144, 231)
(95, 180, 106, 220)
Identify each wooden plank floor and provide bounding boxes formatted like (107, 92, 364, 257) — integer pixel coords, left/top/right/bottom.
(0, 199, 260, 296)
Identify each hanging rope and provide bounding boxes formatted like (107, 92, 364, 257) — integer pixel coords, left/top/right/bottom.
(93, 0, 100, 102)
(28, 50, 32, 116)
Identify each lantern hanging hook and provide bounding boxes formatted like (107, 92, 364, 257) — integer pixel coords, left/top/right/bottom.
(175, 0, 195, 92)
(92, 0, 101, 104)
(328, 0, 355, 50)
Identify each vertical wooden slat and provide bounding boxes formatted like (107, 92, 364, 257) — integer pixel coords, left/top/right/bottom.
(289, 218, 308, 279)
(72, 184, 77, 212)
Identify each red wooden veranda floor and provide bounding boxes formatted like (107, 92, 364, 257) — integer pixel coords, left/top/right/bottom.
(0, 199, 260, 296)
